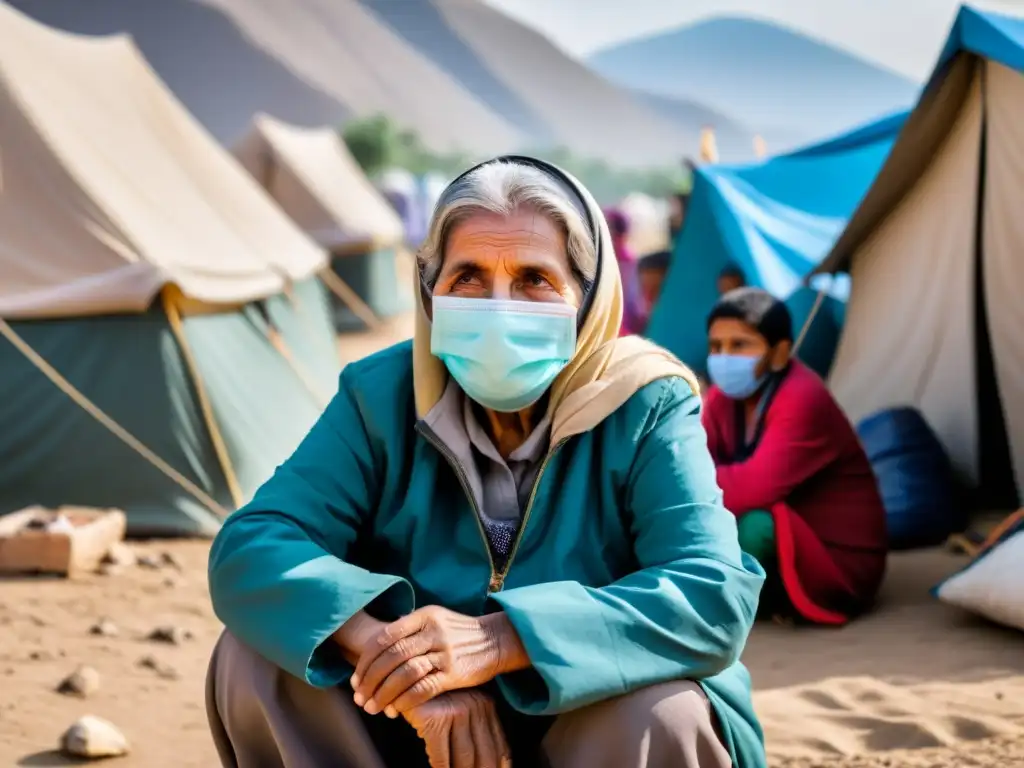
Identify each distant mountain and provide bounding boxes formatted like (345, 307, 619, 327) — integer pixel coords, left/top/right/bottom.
(588, 16, 920, 147)
(358, 0, 697, 167)
(631, 92, 756, 162)
(9, 0, 522, 153)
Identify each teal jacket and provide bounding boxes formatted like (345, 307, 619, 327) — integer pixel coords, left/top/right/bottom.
(209, 341, 767, 767)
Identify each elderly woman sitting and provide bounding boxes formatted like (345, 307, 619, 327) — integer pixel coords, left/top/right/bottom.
(206, 157, 766, 768)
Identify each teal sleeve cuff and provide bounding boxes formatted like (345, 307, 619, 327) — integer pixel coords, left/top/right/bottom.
(489, 581, 627, 716)
(305, 574, 416, 688)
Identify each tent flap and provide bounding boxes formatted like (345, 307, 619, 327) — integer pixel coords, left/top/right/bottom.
(0, 310, 231, 536)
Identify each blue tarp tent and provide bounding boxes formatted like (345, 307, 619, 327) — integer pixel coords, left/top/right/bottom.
(812, 6, 1024, 508)
(645, 108, 909, 378)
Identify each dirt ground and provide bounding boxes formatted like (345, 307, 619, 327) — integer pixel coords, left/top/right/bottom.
(2, 540, 1023, 767)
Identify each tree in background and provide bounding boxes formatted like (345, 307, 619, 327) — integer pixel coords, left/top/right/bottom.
(341, 114, 691, 204)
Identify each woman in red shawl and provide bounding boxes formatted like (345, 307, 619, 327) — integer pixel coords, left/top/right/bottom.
(604, 207, 646, 335)
(701, 288, 887, 624)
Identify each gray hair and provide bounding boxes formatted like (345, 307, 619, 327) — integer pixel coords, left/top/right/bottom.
(417, 161, 597, 292)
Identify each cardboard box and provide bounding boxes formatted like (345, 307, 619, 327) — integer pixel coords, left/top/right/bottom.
(0, 506, 126, 577)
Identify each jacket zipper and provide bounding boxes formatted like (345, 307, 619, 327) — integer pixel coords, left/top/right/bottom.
(417, 422, 568, 595)
(490, 438, 568, 592)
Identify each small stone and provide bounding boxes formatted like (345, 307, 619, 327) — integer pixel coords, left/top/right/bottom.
(60, 715, 129, 758)
(28, 650, 53, 661)
(89, 618, 119, 638)
(136, 554, 161, 570)
(102, 542, 137, 567)
(56, 665, 101, 698)
(147, 625, 193, 645)
(137, 655, 180, 680)
(159, 551, 183, 572)
(162, 576, 181, 589)
(96, 563, 123, 577)
(996, 691, 1004, 700)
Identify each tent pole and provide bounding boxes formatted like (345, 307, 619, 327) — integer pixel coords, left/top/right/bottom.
(263, 324, 332, 408)
(0, 315, 232, 522)
(318, 267, 383, 330)
(162, 291, 245, 509)
(791, 284, 830, 357)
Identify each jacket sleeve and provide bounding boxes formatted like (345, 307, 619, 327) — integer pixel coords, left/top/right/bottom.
(490, 379, 765, 715)
(716, 387, 840, 514)
(208, 369, 415, 689)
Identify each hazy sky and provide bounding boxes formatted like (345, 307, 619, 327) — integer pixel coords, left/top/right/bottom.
(484, 0, 1022, 81)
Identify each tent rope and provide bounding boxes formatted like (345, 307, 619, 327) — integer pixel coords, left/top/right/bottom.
(265, 328, 331, 408)
(0, 316, 232, 520)
(792, 284, 830, 357)
(318, 267, 382, 330)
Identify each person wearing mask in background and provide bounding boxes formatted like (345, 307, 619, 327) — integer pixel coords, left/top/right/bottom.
(206, 157, 767, 768)
(603, 207, 645, 335)
(717, 263, 747, 297)
(701, 287, 887, 626)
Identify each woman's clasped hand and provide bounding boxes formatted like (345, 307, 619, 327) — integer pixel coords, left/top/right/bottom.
(335, 606, 527, 766)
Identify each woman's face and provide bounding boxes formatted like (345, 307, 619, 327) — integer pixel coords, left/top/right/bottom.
(708, 317, 789, 374)
(433, 209, 582, 308)
(708, 318, 768, 359)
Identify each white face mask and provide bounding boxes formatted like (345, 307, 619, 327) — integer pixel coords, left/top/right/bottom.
(430, 296, 578, 412)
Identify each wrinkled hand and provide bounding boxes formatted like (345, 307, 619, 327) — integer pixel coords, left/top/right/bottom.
(404, 690, 511, 768)
(331, 611, 386, 666)
(351, 606, 510, 717)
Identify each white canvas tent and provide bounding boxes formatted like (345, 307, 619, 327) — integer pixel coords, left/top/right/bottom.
(0, 3, 340, 535)
(234, 115, 404, 253)
(234, 115, 410, 328)
(814, 6, 1024, 506)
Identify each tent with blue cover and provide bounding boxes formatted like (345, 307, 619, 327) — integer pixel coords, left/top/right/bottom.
(645, 108, 909, 379)
(812, 5, 1024, 510)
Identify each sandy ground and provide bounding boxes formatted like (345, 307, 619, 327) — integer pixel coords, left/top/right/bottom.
(3, 305, 1023, 766)
(2, 544, 1022, 767)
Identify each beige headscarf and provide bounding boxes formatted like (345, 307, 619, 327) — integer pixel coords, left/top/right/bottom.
(413, 158, 698, 447)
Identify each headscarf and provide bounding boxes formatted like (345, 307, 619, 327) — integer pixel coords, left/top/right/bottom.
(413, 157, 698, 447)
(707, 287, 793, 347)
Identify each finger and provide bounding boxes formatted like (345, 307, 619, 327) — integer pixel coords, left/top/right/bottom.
(450, 712, 475, 768)
(355, 631, 433, 708)
(351, 611, 427, 689)
(485, 706, 512, 768)
(385, 666, 448, 716)
(469, 705, 499, 768)
(368, 654, 439, 716)
(423, 724, 451, 768)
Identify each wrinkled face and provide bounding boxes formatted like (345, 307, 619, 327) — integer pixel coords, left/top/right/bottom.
(433, 209, 582, 307)
(708, 317, 790, 374)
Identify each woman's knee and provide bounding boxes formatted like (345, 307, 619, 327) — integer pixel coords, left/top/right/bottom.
(544, 680, 731, 767)
(206, 632, 280, 722)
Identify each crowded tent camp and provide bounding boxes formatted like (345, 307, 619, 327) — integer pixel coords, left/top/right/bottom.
(2, 1, 1024, 767)
(646, 108, 909, 378)
(0, 2, 339, 536)
(234, 115, 410, 330)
